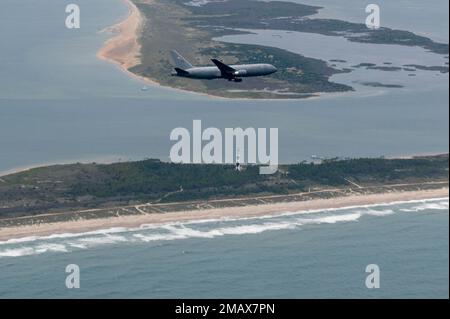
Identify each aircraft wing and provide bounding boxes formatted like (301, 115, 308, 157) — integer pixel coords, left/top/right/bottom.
(211, 59, 236, 77)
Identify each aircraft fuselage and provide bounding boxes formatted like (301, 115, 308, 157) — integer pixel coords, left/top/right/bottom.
(172, 64, 277, 80)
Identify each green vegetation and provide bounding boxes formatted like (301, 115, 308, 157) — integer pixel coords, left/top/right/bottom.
(1, 155, 448, 219)
(181, 0, 448, 54)
(181, 0, 320, 23)
(129, 0, 448, 99)
(200, 44, 351, 95)
(358, 82, 404, 88)
(130, 0, 352, 99)
(403, 64, 449, 73)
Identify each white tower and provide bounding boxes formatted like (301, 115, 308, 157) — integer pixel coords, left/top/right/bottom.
(235, 148, 242, 171)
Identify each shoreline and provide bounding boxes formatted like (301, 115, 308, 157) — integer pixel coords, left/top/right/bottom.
(0, 188, 447, 242)
(96, 0, 448, 101)
(96, 0, 234, 100)
(95, 0, 351, 101)
(2, 152, 448, 178)
(0, 155, 128, 178)
(97, 0, 142, 71)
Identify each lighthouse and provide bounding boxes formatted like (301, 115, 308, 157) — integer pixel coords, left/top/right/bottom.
(235, 148, 242, 172)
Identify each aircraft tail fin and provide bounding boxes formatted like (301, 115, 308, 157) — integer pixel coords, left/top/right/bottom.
(211, 59, 236, 74)
(170, 50, 193, 70)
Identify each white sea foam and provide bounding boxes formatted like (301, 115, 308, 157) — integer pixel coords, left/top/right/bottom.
(0, 244, 67, 257)
(76, 235, 128, 246)
(400, 200, 449, 212)
(133, 222, 299, 242)
(0, 197, 447, 258)
(67, 243, 88, 249)
(133, 233, 186, 242)
(0, 247, 36, 257)
(272, 197, 449, 219)
(156, 197, 449, 227)
(34, 243, 68, 254)
(184, 0, 220, 7)
(1, 197, 446, 246)
(298, 213, 362, 224)
(0, 227, 131, 246)
(217, 222, 298, 235)
(356, 209, 395, 216)
(201, 197, 449, 224)
(0, 236, 40, 245)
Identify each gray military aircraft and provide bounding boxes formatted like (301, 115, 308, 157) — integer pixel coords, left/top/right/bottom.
(170, 50, 277, 82)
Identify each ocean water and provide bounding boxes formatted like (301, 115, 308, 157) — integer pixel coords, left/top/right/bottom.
(0, 198, 448, 298)
(288, 0, 450, 42)
(0, 0, 448, 298)
(216, 29, 448, 93)
(191, 0, 449, 42)
(0, 0, 448, 173)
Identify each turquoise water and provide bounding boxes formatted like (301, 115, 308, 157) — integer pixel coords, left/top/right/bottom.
(0, 198, 448, 298)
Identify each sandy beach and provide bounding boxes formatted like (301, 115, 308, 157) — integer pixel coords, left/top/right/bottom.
(0, 188, 447, 242)
(94, 0, 333, 101)
(97, 0, 175, 90)
(96, 0, 219, 99)
(97, 0, 143, 70)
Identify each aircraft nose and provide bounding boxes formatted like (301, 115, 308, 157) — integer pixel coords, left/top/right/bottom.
(271, 65, 278, 73)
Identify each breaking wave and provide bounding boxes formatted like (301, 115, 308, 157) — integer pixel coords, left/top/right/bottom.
(0, 197, 447, 258)
(400, 200, 449, 212)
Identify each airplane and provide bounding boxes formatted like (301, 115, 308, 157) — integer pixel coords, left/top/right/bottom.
(170, 50, 277, 82)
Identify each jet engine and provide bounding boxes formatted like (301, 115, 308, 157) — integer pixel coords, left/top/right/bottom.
(234, 70, 247, 76)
